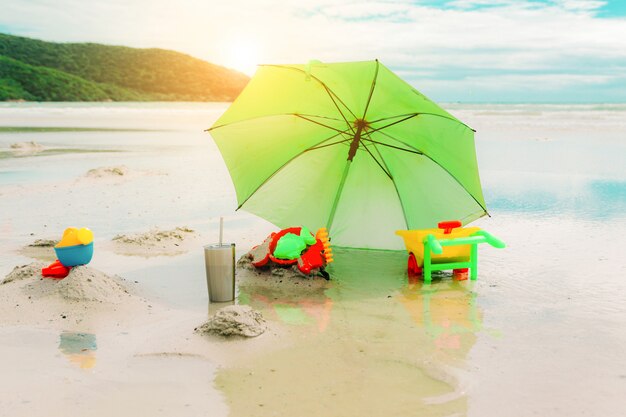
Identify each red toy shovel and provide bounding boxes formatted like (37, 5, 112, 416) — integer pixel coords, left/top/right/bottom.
(42, 260, 71, 279)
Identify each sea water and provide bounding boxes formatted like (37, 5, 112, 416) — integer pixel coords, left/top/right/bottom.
(0, 102, 625, 416)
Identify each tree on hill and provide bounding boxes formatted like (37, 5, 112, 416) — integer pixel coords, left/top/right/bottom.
(0, 33, 249, 101)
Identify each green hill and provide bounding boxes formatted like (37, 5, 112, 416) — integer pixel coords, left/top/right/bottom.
(0, 55, 146, 101)
(0, 33, 249, 101)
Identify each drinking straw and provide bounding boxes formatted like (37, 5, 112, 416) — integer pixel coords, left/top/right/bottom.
(219, 217, 223, 246)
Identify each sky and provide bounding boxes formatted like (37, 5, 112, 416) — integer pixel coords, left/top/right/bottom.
(1, 0, 626, 103)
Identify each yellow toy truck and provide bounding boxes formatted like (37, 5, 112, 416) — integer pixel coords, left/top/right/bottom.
(396, 220, 505, 283)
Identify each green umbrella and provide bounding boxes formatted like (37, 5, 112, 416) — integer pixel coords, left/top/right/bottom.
(207, 60, 487, 250)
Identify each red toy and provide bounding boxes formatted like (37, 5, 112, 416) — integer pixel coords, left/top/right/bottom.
(42, 260, 71, 279)
(250, 227, 333, 276)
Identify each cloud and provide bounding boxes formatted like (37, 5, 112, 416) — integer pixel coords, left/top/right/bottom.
(446, 0, 525, 10)
(305, 2, 414, 21)
(1, 0, 625, 102)
(552, 0, 606, 12)
(448, 0, 606, 12)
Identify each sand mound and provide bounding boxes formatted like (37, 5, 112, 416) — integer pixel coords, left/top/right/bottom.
(50, 266, 130, 303)
(28, 239, 57, 247)
(237, 252, 323, 279)
(195, 305, 266, 337)
(8, 141, 45, 156)
(85, 165, 129, 178)
(111, 226, 197, 257)
(0, 262, 150, 329)
(17, 239, 58, 261)
(2, 262, 131, 304)
(83, 166, 166, 181)
(113, 226, 194, 245)
(2, 262, 47, 285)
(235, 253, 332, 307)
(10, 141, 44, 151)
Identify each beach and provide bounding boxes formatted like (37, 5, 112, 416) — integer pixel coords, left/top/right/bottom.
(1, 102, 625, 417)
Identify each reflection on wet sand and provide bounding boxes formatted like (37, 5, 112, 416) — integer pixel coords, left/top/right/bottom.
(238, 274, 333, 333)
(217, 249, 487, 417)
(58, 332, 97, 369)
(398, 276, 482, 364)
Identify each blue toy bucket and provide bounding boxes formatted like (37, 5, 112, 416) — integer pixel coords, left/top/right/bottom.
(54, 242, 94, 267)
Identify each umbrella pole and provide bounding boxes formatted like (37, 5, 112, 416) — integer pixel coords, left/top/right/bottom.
(347, 120, 366, 161)
(327, 121, 366, 230)
(326, 162, 352, 232)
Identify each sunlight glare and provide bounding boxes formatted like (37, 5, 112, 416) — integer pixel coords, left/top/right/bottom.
(225, 39, 260, 76)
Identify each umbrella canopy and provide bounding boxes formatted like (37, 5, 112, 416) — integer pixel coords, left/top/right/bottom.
(208, 60, 487, 250)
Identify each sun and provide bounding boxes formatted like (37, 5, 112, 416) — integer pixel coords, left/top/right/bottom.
(225, 40, 260, 76)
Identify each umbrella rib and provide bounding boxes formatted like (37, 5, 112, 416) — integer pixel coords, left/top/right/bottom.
(263, 64, 359, 125)
(361, 59, 380, 120)
(307, 137, 353, 151)
(359, 140, 392, 180)
(361, 137, 423, 155)
(369, 112, 476, 132)
(368, 130, 489, 216)
(367, 113, 419, 134)
(321, 84, 356, 135)
(371, 129, 411, 146)
(295, 114, 351, 134)
(235, 130, 353, 210)
(207, 113, 343, 132)
(368, 113, 417, 124)
(364, 135, 410, 229)
(298, 114, 344, 122)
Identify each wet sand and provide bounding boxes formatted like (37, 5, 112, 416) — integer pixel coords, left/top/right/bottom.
(1, 103, 625, 417)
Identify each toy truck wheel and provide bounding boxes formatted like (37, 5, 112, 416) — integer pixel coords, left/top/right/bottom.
(407, 253, 422, 276)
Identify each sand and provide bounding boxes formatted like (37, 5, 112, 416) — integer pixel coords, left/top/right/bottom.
(17, 238, 58, 261)
(85, 165, 129, 178)
(2, 262, 46, 285)
(78, 165, 167, 186)
(0, 261, 230, 417)
(113, 226, 194, 245)
(10, 141, 44, 150)
(236, 261, 331, 299)
(18, 226, 200, 262)
(0, 262, 149, 328)
(80, 164, 167, 182)
(237, 249, 328, 280)
(27, 239, 58, 247)
(111, 226, 199, 257)
(3, 103, 626, 417)
(195, 305, 267, 337)
(1, 262, 133, 303)
(9, 141, 45, 155)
